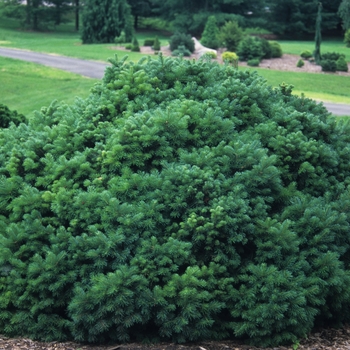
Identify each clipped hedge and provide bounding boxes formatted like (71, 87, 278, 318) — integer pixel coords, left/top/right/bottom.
(1, 55, 350, 347)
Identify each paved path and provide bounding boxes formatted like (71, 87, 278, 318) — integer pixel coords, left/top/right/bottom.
(0, 47, 108, 79)
(1, 47, 350, 116)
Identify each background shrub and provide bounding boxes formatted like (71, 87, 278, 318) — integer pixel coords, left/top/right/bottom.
(247, 58, 260, 66)
(0, 103, 26, 128)
(171, 45, 191, 56)
(201, 51, 217, 59)
(321, 52, 344, 61)
(345, 29, 350, 48)
(124, 43, 132, 50)
(300, 50, 313, 59)
(320, 59, 337, 72)
(336, 56, 349, 71)
(152, 36, 161, 51)
(143, 38, 155, 46)
(218, 21, 243, 51)
(131, 37, 140, 52)
(296, 59, 305, 68)
(260, 38, 272, 58)
(221, 51, 238, 63)
(114, 31, 126, 44)
(237, 35, 264, 61)
(1, 55, 350, 348)
(200, 15, 220, 49)
(269, 41, 283, 58)
(169, 32, 195, 53)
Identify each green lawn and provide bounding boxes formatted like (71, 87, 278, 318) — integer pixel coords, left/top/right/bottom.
(246, 67, 350, 104)
(0, 56, 98, 117)
(278, 38, 350, 60)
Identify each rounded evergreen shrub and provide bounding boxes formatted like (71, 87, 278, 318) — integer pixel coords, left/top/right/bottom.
(321, 52, 344, 61)
(237, 36, 264, 61)
(143, 38, 155, 46)
(336, 56, 349, 71)
(247, 58, 260, 66)
(1, 55, 350, 347)
(221, 51, 238, 64)
(269, 41, 282, 58)
(300, 50, 313, 60)
(320, 59, 337, 72)
(0, 103, 26, 128)
(169, 32, 195, 53)
(296, 58, 305, 68)
(171, 45, 191, 57)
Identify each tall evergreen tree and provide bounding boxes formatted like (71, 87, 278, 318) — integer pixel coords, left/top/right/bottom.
(81, 0, 132, 44)
(314, 2, 322, 63)
(266, 0, 341, 37)
(200, 15, 220, 49)
(338, 0, 350, 29)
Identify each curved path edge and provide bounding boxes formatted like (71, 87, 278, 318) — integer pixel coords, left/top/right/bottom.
(1, 47, 350, 116)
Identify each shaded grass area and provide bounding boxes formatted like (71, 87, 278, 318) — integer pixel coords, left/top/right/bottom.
(0, 56, 98, 117)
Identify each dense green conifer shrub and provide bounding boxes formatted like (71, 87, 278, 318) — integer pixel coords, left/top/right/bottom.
(336, 56, 349, 71)
(1, 55, 350, 347)
(345, 29, 350, 47)
(169, 32, 195, 53)
(0, 103, 26, 128)
(320, 59, 337, 72)
(269, 41, 283, 58)
(152, 36, 161, 51)
(247, 58, 260, 66)
(300, 50, 313, 59)
(218, 21, 243, 52)
(131, 37, 140, 52)
(296, 59, 305, 68)
(200, 16, 221, 49)
(237, 36, 264, 61)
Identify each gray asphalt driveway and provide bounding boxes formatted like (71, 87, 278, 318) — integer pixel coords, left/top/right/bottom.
(0, 47, 108, 79)
(1, 47, 350, 116)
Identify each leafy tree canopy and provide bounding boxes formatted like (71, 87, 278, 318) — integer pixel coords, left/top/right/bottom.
(1, 55, 350, 347)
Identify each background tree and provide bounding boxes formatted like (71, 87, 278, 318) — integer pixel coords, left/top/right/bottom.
(81, 0, 132, 44)
(338, 0, 350, 29)
(218, 20, 243, 51)
(127, 0, 152, 29)
(314, 2, 322, 63)
(150, 0, 268, 35)
(200, 15, 220, 49)
(265, 0, 341, 37)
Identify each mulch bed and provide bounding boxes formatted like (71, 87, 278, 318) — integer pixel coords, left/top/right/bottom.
(2, 325, 350, 350)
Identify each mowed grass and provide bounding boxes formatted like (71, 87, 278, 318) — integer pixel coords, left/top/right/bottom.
(278, 38, 350, 60)
(0, 56, 98, 116)
(246, 67, 350, 104)
(0, 15, 171, 62)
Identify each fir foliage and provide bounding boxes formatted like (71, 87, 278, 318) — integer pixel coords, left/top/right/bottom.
(200, 16, 221, 50)
(0, 104, 26, 128)
(81, 0, 132, 44)
(1, 55, 350, 347)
